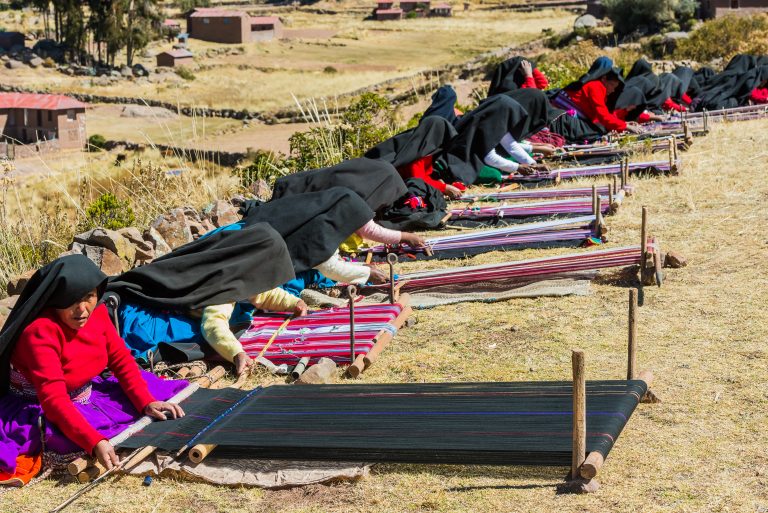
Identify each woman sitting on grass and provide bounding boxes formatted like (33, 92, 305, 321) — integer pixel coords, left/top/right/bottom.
(0, 255, 187, 486)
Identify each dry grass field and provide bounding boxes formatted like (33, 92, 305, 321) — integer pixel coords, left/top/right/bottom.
(3, 117, 767, 512)
(0, 9, 575, 111)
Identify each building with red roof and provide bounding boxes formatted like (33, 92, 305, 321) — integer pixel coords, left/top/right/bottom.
(0, 93, 86, 151)
(375, 7, 404, 19)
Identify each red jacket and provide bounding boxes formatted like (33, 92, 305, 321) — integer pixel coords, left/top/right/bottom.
(663, 98, 686, 112)
(397, 155, 447, 193)
(520, 69, 549, 90)
(750, 88, 768, 104)
(12, 304, 155, 453)
(614, 109, 652, 123)
(568, 80, 627, 132)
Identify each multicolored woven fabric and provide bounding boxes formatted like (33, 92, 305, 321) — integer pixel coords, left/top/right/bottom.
(238, 304, 404, 365)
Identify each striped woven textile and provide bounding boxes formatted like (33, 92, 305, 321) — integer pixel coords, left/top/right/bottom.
(508, 159, 677, 183)
(450, 197, 615, 219)
(118, 380, 648, 466)
(238, 304, 403, 365)
(364, 246, 644, 291)
(362, 216, 599, 257)
(459, 185, 631, 202)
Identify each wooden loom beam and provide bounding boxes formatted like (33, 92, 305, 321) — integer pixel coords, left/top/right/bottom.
(571, 350, 586, 480)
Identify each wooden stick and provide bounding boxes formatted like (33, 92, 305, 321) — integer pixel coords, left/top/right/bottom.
(348, 285, 357, 371)
(387, 253, 398, 304)
(640, 206, 648, 271)
(580, 452, 604, 480)
(571, 349, 586, 480)
(653, 241, 664, 287)
(67, 457, 90, 476)
(197, 365, 226, 389)
(255, 318, 291, 360)
(591, 185, 598, 221)
(628, 288, 638, 381)
(363, 294, 413, 369)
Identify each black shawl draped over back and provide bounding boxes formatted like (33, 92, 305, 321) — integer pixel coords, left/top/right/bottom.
(240, 188, 374, 272)
(107, 223, 295, 311)
(271, 158, 407, 215)
(365, 116, 458, 169)
(443, 94, 542, 184)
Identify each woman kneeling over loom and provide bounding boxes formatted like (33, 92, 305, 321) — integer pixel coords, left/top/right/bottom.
(0, 255, 187, 485)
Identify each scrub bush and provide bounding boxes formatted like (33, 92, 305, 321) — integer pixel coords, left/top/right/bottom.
(80, 193, 136, 231)
(602, 0, 698, 37)
(87, 134, 107, 151)
(675, 14, 768, 63)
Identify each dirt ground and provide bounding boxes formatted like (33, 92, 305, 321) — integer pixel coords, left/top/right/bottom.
(0, 9, 574, 111)
(3, 117, 768, 512)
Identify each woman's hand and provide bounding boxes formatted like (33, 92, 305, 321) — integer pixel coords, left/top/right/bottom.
(366, 266, 389, 284)
(400, 232, 426, 247)
(233, 352, 252, 376)
(625, 122, 646, 134)
(93, 439, 119, 470)
(144, 401, 185, 421)
(531, 143, 557, 156)
(520, 60, 533, 78)
(293, 300, 308, 318)
(444, 184, 463, 200)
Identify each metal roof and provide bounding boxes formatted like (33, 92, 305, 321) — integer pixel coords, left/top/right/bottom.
(0, 93, 86, 110)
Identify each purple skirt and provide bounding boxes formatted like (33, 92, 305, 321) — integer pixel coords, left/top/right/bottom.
(0, 371, 187, 474)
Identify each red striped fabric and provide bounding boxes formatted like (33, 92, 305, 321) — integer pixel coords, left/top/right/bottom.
(239, 304, 403, 365)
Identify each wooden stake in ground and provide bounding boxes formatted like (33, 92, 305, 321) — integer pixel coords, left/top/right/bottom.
(387, 253, 398, 304)
(628, 288, 638, 381)
(571, 349, 586, 481)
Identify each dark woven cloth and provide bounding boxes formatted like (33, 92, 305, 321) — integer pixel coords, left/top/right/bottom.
(118, 380, 648, 466)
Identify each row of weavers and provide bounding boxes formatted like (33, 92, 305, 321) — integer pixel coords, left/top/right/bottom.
(0, 53, 764, 486)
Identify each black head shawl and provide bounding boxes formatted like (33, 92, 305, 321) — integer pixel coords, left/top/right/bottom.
(614, 85, 647, 121)
(672, 67, 700, 98)
(724, 54, 757, 74)
(662, 73, 685, 103)
(271, 158, 407, 215)
(0, 254, 107, 394)
(695, 57, 765, 111)
(498, 89, 550, 140)
(240, 187, 374, 272)
(565, 56, 625, 110)
(107, 223, 294, 311)
(487, 57, 532, 96)
(626, 59, 654, 81)
(444, 95, 528, 184)
(422, 85, 458, 124)
(364, 116, 458, 169)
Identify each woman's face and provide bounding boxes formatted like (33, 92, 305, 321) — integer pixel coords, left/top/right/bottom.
(55, 289, 99, 330)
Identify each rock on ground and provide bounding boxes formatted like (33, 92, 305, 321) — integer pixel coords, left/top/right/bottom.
(151, 209, 193, 249)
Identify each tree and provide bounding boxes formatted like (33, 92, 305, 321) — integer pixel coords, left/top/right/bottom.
(602, 0, 699, 37)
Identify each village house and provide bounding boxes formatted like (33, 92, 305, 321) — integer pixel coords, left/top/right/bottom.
(430, 3, 453, 16)
(399, 0, 430, 13)
(0, 93, 87, 157)
(187, 8, 283, 43)
(250, 17, 284, 42)
(373, 0, 448, 19)
(156, 49, 194, 68)
(375, 7, 404, 19)
(699, 0, 768, 17)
